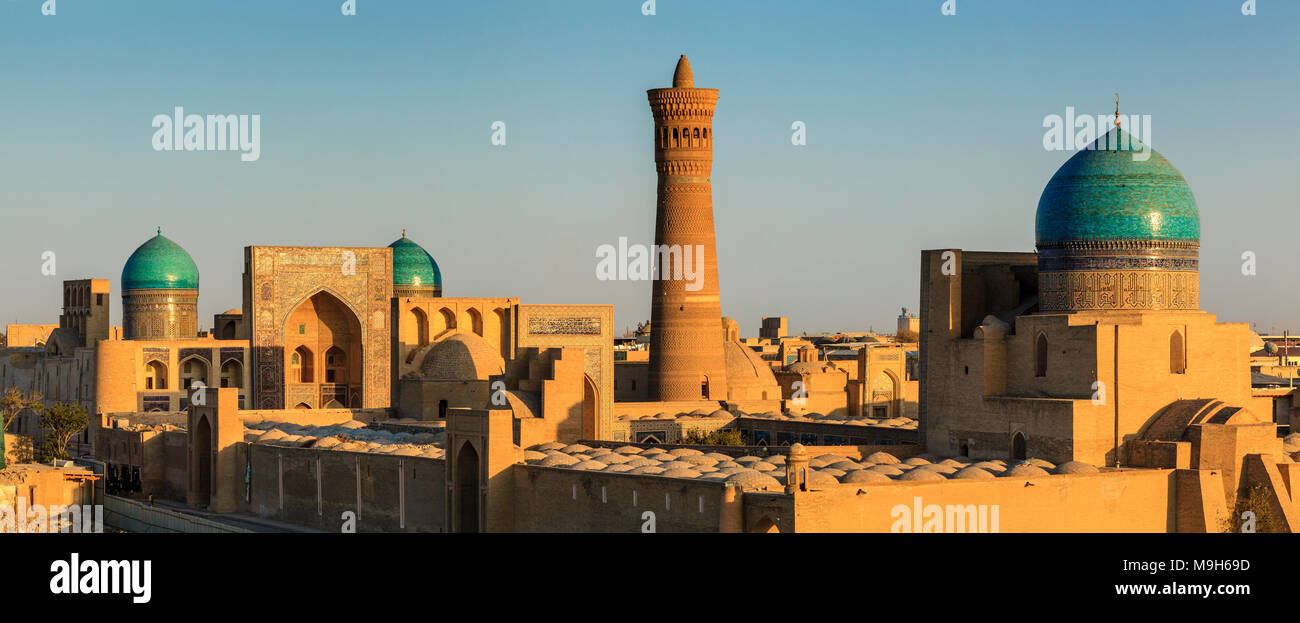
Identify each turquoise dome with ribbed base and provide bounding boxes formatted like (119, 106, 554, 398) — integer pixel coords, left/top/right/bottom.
(389, 234, 441, 291)
(121, 231, 199, 291)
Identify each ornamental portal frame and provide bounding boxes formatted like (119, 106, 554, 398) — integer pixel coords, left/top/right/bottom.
(244, 246, 393, 410)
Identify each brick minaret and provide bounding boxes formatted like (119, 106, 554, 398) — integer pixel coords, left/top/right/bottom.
(646, 55, 728, 401)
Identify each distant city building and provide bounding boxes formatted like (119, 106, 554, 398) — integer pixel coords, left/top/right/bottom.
(760, 317, 787, 339)
(896, 307, 919, 335)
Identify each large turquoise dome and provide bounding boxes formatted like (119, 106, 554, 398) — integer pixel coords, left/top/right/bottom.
(1035, 126, 1201, 313)
(389, 234, 441, 289)
(121, 231, 199, 291)
(1036, 127, 1199, 245)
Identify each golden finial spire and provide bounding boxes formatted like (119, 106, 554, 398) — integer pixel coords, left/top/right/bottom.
(156, 226, 161, 235)
(402, 228, 406, 238)
(1115, 93, 1120, 128)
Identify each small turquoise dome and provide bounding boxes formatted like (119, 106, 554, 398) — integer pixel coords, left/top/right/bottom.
(389, 234, 441, 289)
(1036, 127, 1199, 245)
(121, 231, 199, 291)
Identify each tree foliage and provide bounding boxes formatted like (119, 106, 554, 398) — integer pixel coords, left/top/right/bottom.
(895, 330, 919, 343)
(38, 401, 88, 462)
(680, 428, 743, 446)
(1221, 484, 1279, 533)
(1, 388, 44, 433)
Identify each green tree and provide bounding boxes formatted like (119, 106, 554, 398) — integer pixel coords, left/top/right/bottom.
(2, 389, 45, 468)
(895, 330, 919, 343)
(1, 388, 44, 434)
(680, 428, 743, 446)
(1220, 484, 1280, 533)
(38, 401, 88, 462)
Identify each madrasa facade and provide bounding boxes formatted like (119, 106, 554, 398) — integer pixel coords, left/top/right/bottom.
(3, 227, 616, 462)
(4, 58, 1297, 533)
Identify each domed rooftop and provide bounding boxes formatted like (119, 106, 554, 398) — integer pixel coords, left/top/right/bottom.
(724, 341, 780, 389)
(418, 332, 504, 380)
(1036, 127, 1199, 246)
(121, 230, 199, 291)
(389, 233, 442, 290)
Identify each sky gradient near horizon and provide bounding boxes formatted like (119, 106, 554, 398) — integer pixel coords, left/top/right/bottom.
(1, 0, 1297, 337)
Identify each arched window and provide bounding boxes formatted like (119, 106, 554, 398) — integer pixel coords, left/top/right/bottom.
(1034, 333, 1048, 377)
(145, 360, 167, 390)
(1011, 432, 1026, 461)
(220, 360, 243, 389)
(180, 357, 208, 390)
(672, 128, 679, 147)
(661, 127, 668, 147)
(465, 308, 484, 336)
(1170, 330, 1186, 374)
(293, 345, 314, 383)
(701, 375, 710, 399)
(693, 127, 700, 147)
(325, 346, 346, 384)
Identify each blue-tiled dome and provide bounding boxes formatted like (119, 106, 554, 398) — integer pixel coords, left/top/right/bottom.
(121, 231, 199, 291)
(1036, 127, 1199, 245)
(389, 234, 441, 289)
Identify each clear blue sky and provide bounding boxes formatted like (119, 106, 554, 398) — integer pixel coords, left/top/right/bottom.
(1, 0, 1296, 336)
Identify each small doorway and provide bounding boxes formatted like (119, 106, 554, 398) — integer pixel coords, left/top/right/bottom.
(194, 416, 213, 507)
(456, 442, 480, 533)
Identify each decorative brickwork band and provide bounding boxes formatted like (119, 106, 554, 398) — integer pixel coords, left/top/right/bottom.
(1038, 269, 1199, 311)
(122, 289, 198, 340)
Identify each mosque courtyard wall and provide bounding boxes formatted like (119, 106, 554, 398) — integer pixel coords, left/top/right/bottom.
(788, 468, 1177, 532)
(240, 443, 446, 533)
(511, 465, 743, 533)
(508, 455, 1200, 533)
(96, 405, 392, 503)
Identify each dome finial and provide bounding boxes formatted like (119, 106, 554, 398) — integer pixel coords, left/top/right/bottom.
(402, 228, 406, 238)
(673, 54, 694, 88)
(156, 226, 161, 235)
(1115, 93, 1120, 128)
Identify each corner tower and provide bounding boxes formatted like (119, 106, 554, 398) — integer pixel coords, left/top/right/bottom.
(121, 228, 200, 340)
(646, 55, 728, 400)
